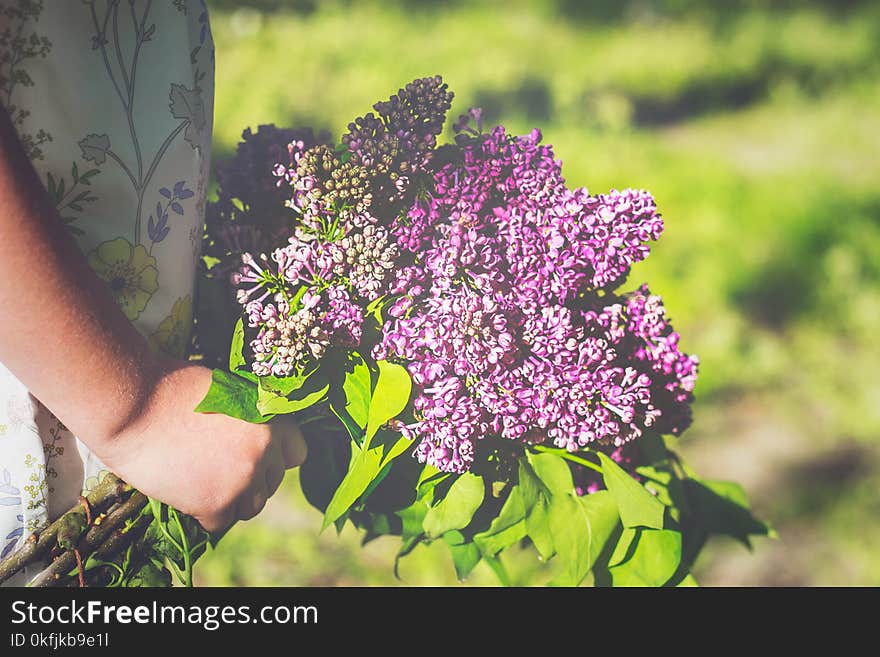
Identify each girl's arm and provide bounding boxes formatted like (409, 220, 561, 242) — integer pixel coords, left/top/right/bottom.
(0, 107, 304, 532)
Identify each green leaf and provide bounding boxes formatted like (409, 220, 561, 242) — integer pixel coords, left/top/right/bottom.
(330, 401, 364, 443)
(599, 452, 665, 529)
(359, 460, 393, 504)
(579, 490, 621, 565)
(547, 490, 592, 586)
(365, 295, 387, 322)
(423, 473, 485, 538)
(522, 453, 594, 578)
(379, 434, 415, 469)
(684, 477, 775, 546)
(525, 497, 555, 560)
(393, 536, 421, 580)
(635, 465, 676, 507)
(677, 573, 699, 587)
(299, 419, 350, 513)
(608, 528, 683, 587)
(608, 527, 638, 567)
(258, 365, 318, 397)
(365, 361, 411, 441)
(484, 554, 512, 587)
(415, 470, 449, 511)
(417, 464, 444, 490)
(473, 487, 528, 557)
(322, 441, 384, 531)
(517, 459, 542, 510)
(444, 530, 482, 581)
(228, 318, 247, 372)
(343, 354, 372, 430)
(360, 512, 394, 543)
(517, 458, 554, 559)
(256, 372, 329, 416)
(194, 369, 268, 424)
(394, 500, 429, 580)
(202, 255, 221, 270)
(397, 500, 429, 542)
(475, 520, 527, 558)
(147, 496, 164, 522)
(527, 452, 575, 494)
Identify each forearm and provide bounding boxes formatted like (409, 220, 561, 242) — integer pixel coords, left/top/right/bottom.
(0, 106, 160, 448)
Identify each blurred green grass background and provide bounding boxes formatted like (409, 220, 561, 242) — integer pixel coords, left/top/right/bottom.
(196, 0, 880, 586)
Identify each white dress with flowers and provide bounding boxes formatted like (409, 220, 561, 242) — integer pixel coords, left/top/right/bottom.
(0, 0, 214, 579)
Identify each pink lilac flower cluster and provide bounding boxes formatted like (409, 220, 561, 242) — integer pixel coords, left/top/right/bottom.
(375, 113, 697, 473)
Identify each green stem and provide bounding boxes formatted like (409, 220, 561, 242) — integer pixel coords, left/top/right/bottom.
(532, 445, 603, 474)
(170, 507, 193, 588)
(150, 502, 184, 556)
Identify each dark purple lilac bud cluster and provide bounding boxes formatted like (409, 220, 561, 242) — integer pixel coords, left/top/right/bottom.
(204, 125, 329, 275)
(341, 75, 453, 215)
(373, 75, 453, 144)
(282, 76, 452, 234)
(376, 116, 697, 474)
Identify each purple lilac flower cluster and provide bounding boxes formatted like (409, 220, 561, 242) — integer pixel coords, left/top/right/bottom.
(224, 77, 697, 476)
(376, 114, 697, 474)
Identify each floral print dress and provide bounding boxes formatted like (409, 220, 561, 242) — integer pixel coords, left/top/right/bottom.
(0, 1, 214, 580)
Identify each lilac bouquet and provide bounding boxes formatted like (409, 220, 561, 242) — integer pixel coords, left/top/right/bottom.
(194, 76, 769, 586)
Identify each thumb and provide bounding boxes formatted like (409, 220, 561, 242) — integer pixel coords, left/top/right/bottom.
(272, 415, 308, 469)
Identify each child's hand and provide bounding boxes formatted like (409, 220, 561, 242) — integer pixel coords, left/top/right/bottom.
(95, 359, 307, 533)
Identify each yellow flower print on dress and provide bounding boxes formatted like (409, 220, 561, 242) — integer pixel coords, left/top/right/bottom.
(149, 296, 193, 358)
(87, 238, 159, 320)
(81, 469, 112, 498)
